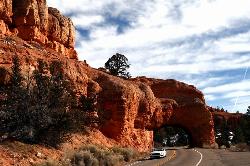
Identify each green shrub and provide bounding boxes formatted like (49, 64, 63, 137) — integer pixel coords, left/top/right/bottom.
(229, 143, 250, 152)
(50, 145, 140, 166)
(111, 147, 138, 162)
(98, 154, 123, 166)
(35, 159, 60, 166)
(0, 57, 78, 145)
(71, 151, 99, 166)
(76, 145, 134, 166)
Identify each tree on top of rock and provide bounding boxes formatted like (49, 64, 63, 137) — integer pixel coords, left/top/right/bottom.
(105, 53, 131, 79)
(246, 106, 250, 116)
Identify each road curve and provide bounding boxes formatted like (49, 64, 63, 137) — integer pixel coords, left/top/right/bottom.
(127, 150, 176, 166)
(129, 147, 250, 166)
(163, 148, 202, 166)
(165, 148, 250, 166)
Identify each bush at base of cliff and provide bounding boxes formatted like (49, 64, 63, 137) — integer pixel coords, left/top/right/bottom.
(65, 150, 99, 166)
(0, 57, 77, 145)
(111, 147, 138, 162)
(229, 143, 250, 152)
(35, 159, 60, 166)
(59, 145, 138, 166)
(78, 145, 123, 165)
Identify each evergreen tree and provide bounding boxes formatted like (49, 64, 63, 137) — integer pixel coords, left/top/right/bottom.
(105, 53, 131, 78)
(234, 127, 245, 143)
(246, 106, 250, 116)
(0, 58, 78, 144)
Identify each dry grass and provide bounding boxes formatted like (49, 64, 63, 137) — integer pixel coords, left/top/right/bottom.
(229, 143, 250, 152)
(34, 159, 60, 166)
(35, 144, 140, 166)
(111, 147, 139, 162)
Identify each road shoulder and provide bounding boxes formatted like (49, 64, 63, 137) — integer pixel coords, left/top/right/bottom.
(126, 150, 176, 166)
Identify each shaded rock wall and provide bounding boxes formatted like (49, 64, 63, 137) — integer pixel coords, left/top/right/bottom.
(209, 107, 243, 130)
(0, 0, 77, 59)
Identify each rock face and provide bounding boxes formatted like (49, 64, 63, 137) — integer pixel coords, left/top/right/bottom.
(75, 71, 215, 150)
(209, 107, 243, 130)
(0, 0, 77, 59)
(132, 78, 215, 147)
(0, 0, 12, 24)
(0, 0, 216, 152)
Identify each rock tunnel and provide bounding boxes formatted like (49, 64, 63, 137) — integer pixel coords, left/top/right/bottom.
(148, 79, 216, 148)
(154, 124, 193, 147)
(95, 75, 216, 151)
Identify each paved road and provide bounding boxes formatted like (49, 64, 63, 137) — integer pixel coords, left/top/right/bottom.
(164, 148, 250, 166)
(130, 147, 250, 166)
(198, 148, 250, 166)
(163, 148, 201, 166)
(128, 150, 175, 166)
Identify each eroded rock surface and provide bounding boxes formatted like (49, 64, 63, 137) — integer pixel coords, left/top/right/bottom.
(209, 107, 243, 130)
(0, 0, 77, 59)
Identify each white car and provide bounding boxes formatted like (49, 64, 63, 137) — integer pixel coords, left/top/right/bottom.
(150, 148, 167, 158)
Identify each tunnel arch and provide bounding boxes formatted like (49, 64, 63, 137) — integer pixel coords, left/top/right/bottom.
(153, 124, 194, 147)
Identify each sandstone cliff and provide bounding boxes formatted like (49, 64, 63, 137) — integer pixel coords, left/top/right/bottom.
(208, 106, 243, 130)
(0, 0, 77, 59)
(0, 0, 215, 155)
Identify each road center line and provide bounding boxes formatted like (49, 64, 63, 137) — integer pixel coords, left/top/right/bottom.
(193, 149, 203, 166)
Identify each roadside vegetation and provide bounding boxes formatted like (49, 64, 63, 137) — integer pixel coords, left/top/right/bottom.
(214, 106, 250, 149)
(0, 56, 97, 146)
(229, 143, 250, 152)
(36, 145, 140, 166)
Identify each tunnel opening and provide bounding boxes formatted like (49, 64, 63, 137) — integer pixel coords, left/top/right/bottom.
(153, 125, 193, 148)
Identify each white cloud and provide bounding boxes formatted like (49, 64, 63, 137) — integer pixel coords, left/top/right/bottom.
(203, 80, 250, 94)
(47, 0, 250, 112)
(227, 95, 250, 113)
(72, 15, 104, 27)
(205, 94, 217, 101)
(223, 91, 250, 99)
(182, 0, 250, 31)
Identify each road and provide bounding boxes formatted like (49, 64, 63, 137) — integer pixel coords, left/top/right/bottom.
(197, 148, 250, 166)
(127, 149, 176, 166)
(129, 147, 250, 166)
(163, 148, 201, 166)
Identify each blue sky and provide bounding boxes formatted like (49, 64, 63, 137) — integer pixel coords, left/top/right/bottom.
(48, 0, 250, 113)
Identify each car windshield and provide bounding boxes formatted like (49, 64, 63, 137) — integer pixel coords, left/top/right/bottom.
(153, 148, 165, 151)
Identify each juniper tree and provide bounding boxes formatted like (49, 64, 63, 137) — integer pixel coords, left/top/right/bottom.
(105, 53, 131, 79)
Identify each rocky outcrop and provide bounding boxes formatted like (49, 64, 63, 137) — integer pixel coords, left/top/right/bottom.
(0, 0, 12, 24)
(0, 0, 77, 59)
(81, 73, 215, 150)
(209, 107, 243, 130)
(132, 77, 215, 147)
(0, 0, 216, 152)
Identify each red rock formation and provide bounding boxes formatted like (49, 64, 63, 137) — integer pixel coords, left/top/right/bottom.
(0, 0, 77, 59)
(0, 0, 12, 24)
(0, 0, 216, 153)
(132, 77, 215, 147)
(209, 107, 243, 130)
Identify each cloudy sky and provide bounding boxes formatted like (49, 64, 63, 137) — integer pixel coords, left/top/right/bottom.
(47, 0, 250, 113)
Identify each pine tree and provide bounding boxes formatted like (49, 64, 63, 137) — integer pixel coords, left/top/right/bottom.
(105, 53, 131, 78)
(246, 106, 250, 116)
